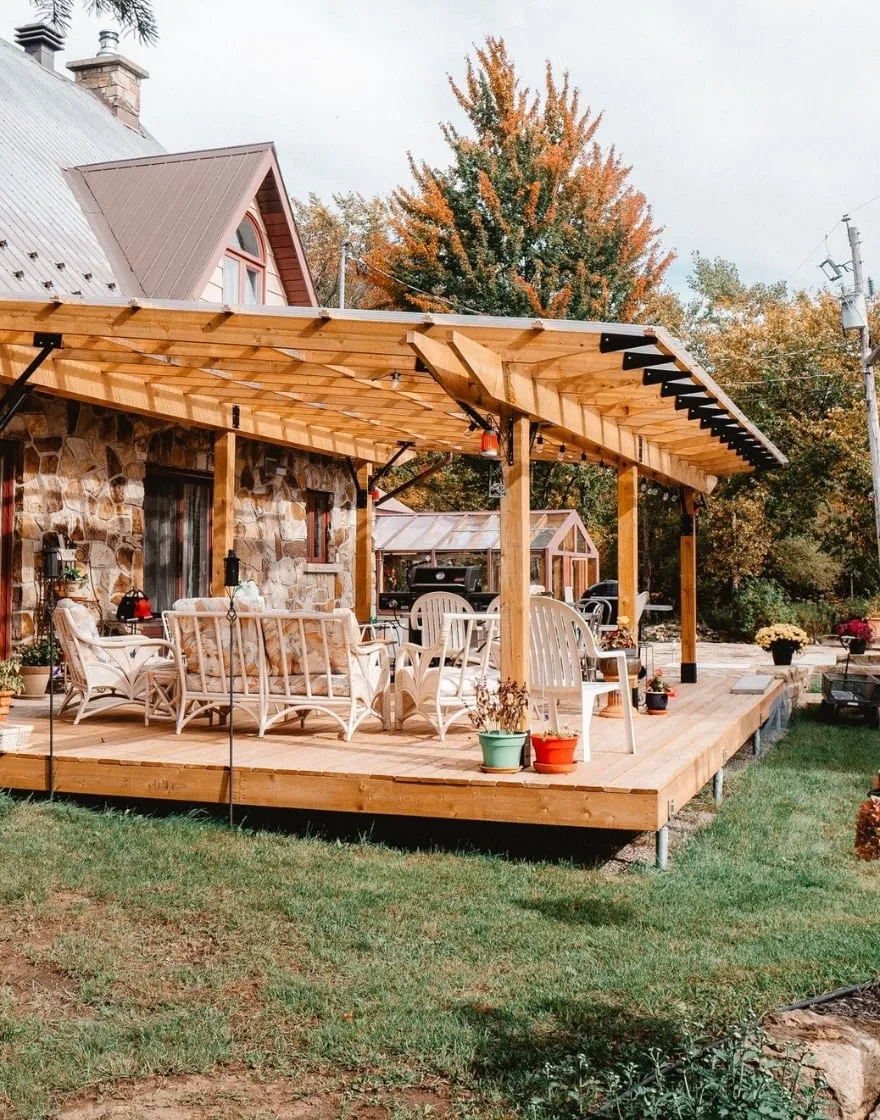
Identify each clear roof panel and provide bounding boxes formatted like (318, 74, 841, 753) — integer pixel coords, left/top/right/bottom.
(375, 510, 597, 556)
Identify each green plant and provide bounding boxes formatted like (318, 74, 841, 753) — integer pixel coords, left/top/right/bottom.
(0, 658, 23, 694)
(18, 639, 55, 667)
(599, 615, 636, 651)
(60, 565, 84, 583)
(524, 1028, 826, 1120)
(469, 679, 529, 734)
(645, 669, 672, 694)
(728, 579, 796, 636)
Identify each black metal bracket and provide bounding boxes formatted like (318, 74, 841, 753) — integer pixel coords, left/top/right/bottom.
(679, 488, 695, 536)
(377, 452, 453, 505)
(457, 399, 492, 432)
(623, 351, 672, 370)
(599, 332, 653, 353)
(345, 457, 368, 509)
(370, 441, 414, 490)
(0, 332, 62, 435)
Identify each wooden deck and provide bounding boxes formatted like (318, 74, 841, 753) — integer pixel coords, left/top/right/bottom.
(0, 669, 784, 834)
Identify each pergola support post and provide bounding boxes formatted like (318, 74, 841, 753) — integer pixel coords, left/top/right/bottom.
(500, 408, 531, 744)
(617, 465, 638, 625)
(211, 431, 236, 594)
(355, 462, 374, 624)
(680, 487, 698, 683)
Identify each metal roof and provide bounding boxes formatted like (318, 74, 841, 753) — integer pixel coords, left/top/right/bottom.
(66, 144, 317, 303)
(0, 35, 162, 299)
(375, 509, 598, 555)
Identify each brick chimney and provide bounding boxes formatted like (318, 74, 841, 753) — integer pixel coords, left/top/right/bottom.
(14, 21, 65, 69)
(66, 30, 149, 132)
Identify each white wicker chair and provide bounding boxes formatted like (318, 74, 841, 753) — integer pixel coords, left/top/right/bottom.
(54, 598, 173, 724)
(395, 611, 499, 740)
(529, 597, 636, 762)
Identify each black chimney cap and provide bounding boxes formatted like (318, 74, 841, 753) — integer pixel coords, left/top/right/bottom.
(15, 22, 65, 69)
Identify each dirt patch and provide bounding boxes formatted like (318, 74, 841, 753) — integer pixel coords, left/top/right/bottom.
(812, 980, 880, 1023)
(57, 1071, 454, 1120)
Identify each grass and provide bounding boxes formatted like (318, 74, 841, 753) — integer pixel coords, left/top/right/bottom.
(0, 711, 878, 1117)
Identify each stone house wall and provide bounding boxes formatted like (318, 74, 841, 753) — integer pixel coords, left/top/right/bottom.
(6, 394, 355, 643)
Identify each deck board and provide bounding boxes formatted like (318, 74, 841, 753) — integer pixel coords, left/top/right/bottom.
(0, 669, 784, 834)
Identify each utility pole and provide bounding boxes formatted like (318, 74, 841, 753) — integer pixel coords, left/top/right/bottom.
(338, 238, 350, 310)
(843, 216, 880, 567)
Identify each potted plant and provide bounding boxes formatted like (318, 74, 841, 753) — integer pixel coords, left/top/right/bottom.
(755, 623, 810, 666)
(644, 668, 673, 715)
(0, 658, 23, 722)
(470, 679, 529, 773)
(598, 615, 640, 681)
(58, 565, 85, 597)
(18, 638, 55, 698)
(838, 618, 872, 656)
(530, 712, 579, 773)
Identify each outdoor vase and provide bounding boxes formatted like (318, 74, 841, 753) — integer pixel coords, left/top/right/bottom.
(770, 640, 799, 666)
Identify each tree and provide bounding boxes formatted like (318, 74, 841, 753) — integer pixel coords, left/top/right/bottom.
(32, 0, 157, 42)
(368, 37, 673, 320)
(292, 193, 390, 309)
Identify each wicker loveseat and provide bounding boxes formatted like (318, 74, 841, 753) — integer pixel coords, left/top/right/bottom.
(164, 598, 391, 740)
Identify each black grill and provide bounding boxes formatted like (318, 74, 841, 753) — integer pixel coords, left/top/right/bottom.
(408, 565, 482, 594)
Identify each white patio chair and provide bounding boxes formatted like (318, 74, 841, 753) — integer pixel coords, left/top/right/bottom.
(395, 612, 499, 740)
(409, 591, 472, 653)
(260, 609, 391, 740)
(529, 597, 636, 762)
(54, 598, 173, 724)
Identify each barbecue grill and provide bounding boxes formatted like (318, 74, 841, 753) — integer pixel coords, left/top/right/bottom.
(378, 564, 495, 616)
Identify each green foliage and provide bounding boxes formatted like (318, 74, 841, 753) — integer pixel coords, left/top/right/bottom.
(706, 578, 795, 637)
(524, 1029, 825, 1120)
(0, 658, 23, 694)
(771, 537, 842, 597)
(31, 0, 157, 43)
(291, 192, 390, 308)
(18, 638, 55, 667)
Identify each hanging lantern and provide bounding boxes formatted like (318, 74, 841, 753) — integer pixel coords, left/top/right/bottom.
(369, 486, 380, 501)
(480, 429, 500, 458)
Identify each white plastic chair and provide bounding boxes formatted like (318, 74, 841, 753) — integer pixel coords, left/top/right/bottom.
(409, 591, 473, 653)
(395, 612, 499, 740)
(529, 598, 636, 762)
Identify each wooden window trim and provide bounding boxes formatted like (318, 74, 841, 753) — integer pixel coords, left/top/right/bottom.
(306, 489, 333, 564)
(223, 214, 266, 304)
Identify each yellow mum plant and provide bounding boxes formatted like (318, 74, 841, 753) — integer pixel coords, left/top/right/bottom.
(754, 624, 809, 651)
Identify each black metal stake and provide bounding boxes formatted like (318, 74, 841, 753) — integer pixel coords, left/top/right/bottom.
(223, 548, 240, 828)
(42, 547, 60, 800)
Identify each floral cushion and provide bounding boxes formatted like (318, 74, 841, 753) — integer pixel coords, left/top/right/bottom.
(55, 599, 110, 664)
(170, 598, 263, 680)
(261, 609, 361, 677)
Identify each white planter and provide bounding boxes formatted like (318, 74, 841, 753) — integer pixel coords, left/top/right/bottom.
(19, 666, 50, 698)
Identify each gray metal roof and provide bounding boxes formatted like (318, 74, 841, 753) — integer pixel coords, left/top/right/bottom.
(0, 35, 162, 299)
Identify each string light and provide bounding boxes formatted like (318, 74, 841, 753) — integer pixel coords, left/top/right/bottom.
(557, 444, 566, 461)
(390, 370, 401, 389)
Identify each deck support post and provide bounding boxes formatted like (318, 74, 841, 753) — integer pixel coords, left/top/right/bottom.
(500, 407, 530, 706)
(617, 465, 638, 626)
(656, 826, 669, 870)
(753, 727, 762, 756)
(355, 462, 374, 623)
(211, 432, 236, 595)
(680, 487, 698, 683)
(713, 767, 724, 803)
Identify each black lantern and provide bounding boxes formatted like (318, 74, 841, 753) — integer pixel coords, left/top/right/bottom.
(43, 547, 60, 581)
(223, 549, 240, 593)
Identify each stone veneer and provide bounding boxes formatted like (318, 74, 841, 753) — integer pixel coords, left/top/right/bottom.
(6, 395, 355, 642)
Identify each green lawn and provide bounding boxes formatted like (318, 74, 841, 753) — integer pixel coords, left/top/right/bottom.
(1, 712, 878, 1118)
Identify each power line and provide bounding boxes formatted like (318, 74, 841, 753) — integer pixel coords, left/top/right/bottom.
(351, 253, 486, 316)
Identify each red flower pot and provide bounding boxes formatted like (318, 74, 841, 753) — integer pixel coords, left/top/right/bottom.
(530, 734, 578, 774)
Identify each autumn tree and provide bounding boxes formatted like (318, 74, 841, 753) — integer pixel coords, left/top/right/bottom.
(369, 37, 672, 320)
(292, 193, 390, 309)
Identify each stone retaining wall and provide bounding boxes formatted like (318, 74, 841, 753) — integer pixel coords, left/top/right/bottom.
(6, 395, 355, 641)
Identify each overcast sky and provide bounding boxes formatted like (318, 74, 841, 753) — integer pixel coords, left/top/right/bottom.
(4, 0, 879, 296)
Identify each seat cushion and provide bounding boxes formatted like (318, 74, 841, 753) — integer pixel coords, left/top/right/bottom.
(184, 673, 260, 696)
(56, 599, 110, 664)
(262, 609, 361, 676)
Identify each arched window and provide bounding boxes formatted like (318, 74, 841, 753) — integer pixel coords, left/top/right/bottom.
(222, 215, 265, 305)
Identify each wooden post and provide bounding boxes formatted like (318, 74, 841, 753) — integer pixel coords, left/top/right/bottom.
(500, 410, 530, 694)
(680, 486, 698, 683)
(211, 431, 236, 594)
(355, 462, 374, 623)
(617, 464, 638, 626)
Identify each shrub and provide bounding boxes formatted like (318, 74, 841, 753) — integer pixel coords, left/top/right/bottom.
(524, 1028, 825, 1120)
(722, 579, 795, 637)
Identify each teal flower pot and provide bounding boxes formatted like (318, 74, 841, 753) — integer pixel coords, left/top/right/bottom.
(478, 731, 526, 773)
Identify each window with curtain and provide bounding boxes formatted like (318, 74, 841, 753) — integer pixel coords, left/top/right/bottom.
(306, 490, 333, 563)
(222, 215, 265, 305)
(143, 469, 212, 611)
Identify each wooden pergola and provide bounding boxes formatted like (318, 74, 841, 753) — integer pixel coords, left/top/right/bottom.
(0, 297, 786, 685)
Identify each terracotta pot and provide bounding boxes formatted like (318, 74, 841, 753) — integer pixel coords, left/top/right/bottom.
(19, 666, 50, 698)
(0, 690, 14, 723)
(531, 733, 578, 773)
